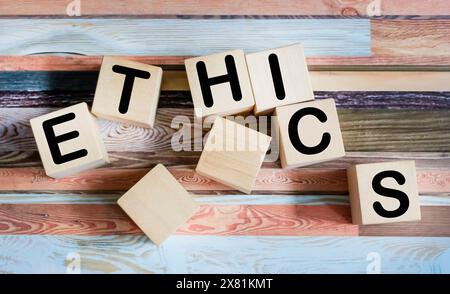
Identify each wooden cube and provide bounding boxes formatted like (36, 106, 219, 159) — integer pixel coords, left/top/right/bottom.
(196, 117, 271, 194)
(347, 161, 421, 225)
(117, 164, 199, 245)
(275, 99, 345, 168)
(246, 43, 314, 115)
(185, 49, 255, 119)
(30, 102, 109, 179)
(92, 57, 163, 128)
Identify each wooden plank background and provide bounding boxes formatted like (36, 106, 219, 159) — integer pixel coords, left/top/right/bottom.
(0, 0, 449, 274)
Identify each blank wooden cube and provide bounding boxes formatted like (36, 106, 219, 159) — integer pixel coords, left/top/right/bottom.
(275, 99, 345, 168)
(196, 117, 271, 194)
(92, 57, 163, 128)
(246, 43, 314, 115)
(30, 102, 109, 179)
(118, 164, 199, 245)
(185, 49, 255, 119)
(347, 161, 421, 225)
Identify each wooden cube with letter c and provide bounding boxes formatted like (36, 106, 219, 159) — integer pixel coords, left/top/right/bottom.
(347, 161, 421, 225)
(275, 98, 345, 168)
(246, 43, 314, 115)
(30, 102, 109, 179)
(92, 56, 163, 128)
(185, 49, 255, 119)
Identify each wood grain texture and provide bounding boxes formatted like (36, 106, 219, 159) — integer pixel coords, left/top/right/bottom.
(1, 193, 449, 207)
(3, 56, 450, 70)
(3, 71, 450, 92)
(373, 19, 450, 57)
(0, 204, 357, 236)
(2, 151, 450, 170)
(1, 0, 449, 16)
(360, 206, 450, 237)
(1, 108, 449, 153)
(0, 235, 449, 273)
(0, 19, 370, 56)
(0, 167, 448, 194)
(3, 90, 450, 109)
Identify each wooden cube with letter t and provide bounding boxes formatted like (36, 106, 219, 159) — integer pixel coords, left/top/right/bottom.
(92, 57, 163, 128)
(30, 102, 109, 179)
(275, 98, 345, 168)
(246, 43, 314, 115)
(185, 49, 255, 119)
(347, 161, 421, 225)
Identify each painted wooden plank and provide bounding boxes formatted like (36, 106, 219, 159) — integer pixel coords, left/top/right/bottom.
(3, 56, 450, 71)
(2, 71, 450, 92)
(360, 206, 450, 237)
(2, 90, 450, 109)
(2, 150, 450, 170)
(0, 204, 358, 236)
(372, 19, 450, 57)
(0, 0, 448, 16)
(1, 203, 450, 236)
(0, 167, 447, 194)
(1, 108, 449, 153)
(0, 235, 449, 273)
(0, 19, 370, 56)
(1, 193, 449, 206)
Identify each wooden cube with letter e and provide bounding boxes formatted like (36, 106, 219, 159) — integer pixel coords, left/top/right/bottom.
(246, 43, 314, 115)
(185, 49, 255, 119)
(275, 98, 345, 168)
(347, 161, 421, 225)
(92, 56, 163, 128)
(30, 102, 109, 179)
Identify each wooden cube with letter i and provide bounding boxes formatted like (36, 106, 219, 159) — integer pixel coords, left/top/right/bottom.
(275, 98, 345, 168)
(246, 43, 314, 115)
(30, 102, 109, 179)
(185, 49, 255, 119)
(347, 161, 421, 225)
(92, 56, 163, 128)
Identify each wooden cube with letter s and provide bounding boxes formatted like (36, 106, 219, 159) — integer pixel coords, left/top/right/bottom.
(185, 49, 255, 119)
(92, 56, 163, 128)
(30, 102, 109, 179)
(275, 98, 346, 168)
(347, 161, 421, 225)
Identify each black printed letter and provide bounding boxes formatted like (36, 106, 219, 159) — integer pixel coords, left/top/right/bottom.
(372, 170, 409, 218)
(42, 113, 88, 165)
(196, 55, 242, 108)
(288, 107, 331, 155)
(112, 65, 151, 114)
(268, 53, 285, 100)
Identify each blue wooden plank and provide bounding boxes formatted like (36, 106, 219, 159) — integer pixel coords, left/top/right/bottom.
(0, 193, 449, 206)
(0, 235, 449, 273)
(0, 19, 370, 56)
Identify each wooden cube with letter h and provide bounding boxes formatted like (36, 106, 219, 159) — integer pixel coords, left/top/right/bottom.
(92, 57, 163, 128)
(185, 49, 255, 119)
(347, 161, 421, 225)
(196, 117, 271, 194)
(30, 102, 109, 179)
(275, 98, 345, 168)
(246, 43, 314, 115)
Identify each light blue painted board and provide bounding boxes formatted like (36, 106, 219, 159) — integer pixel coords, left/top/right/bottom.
(0, 193, 448, 205)
(0, 19, 370, 56)
(0, 235, 449, 274)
